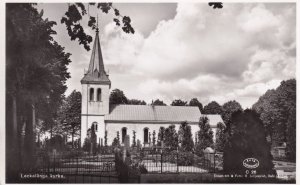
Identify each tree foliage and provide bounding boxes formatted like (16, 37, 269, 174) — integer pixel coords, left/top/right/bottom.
(157, 127, 165, 146)
(171, 99, 187, 106)
(163, 125, 178, 149)
(178, 121, 194, 152)
(223, 110, 276, 178)
(252, 79, 296, 161)
(6, 3, 71, 178)
(61, 3, 134, 51)
(128, 99, 146, 105)
(203, 101, 223, 114)
(109, 88, 128, 105)
(215, 122, 227, 152)
(151, 99, 166, 106)
(189, 98, 203, 112)
(195, 116, 213, 156)
(221, 100, 243, 134)
(152, 130, 156, 146)
(59, 90, 81, 147)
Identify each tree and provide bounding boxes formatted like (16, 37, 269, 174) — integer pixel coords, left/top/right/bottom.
(189, 98, 203, 112)
(6, 4, 70, 179)
(128, 99, 146, 105)
(178, 121, 194, 152)
(60, 3, 134, 51)
(132, 130, 137, 147)
(112, 131, 120, 148)
(151, 99, 166, 106)
(104, 130, 108, 147)
(90, 124, 97, 154)
(109, 89, 128, 105)
(163, 125, 178, 149)
(59, 90, 81, 147)
(152, 130, 156, 146)
(221, 100, 243, 134)
(171, 99, 187, 106)
(202, 101, 223, 114)
(195, 116, 213, 156)
(215, 122, 227, 152)
(252, 79, 296, 160)
(223, 110, 276, 178)
(208, 2, 223, 9)
(286, 107, 296, 161)
(117, 131, 120, 144)
(157, 127, 165, 146)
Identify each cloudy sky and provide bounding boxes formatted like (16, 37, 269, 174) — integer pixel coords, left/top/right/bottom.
(36, 3, 296, 108)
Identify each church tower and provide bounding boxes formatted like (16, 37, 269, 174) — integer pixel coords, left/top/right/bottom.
(80, 28, 111, 146)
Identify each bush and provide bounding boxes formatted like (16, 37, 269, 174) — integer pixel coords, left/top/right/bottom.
(177, 152, 194, 166)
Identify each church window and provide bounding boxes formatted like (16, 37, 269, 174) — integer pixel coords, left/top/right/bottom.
(122, 127, 127, 143)
(90, 88, 94, 101)
(97, 88, 102, 101)
(144, 128, 149, 143)
(92, 122, 98, 132)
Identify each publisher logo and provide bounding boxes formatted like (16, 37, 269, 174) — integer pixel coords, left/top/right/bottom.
(243, 158, 259, 169)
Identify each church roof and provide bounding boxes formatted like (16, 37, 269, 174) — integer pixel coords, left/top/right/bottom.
(105, 105, 201, 123)
(105, 105, 224, 127)
(81, 30, 111, 85)
(201, 114, 224, 127)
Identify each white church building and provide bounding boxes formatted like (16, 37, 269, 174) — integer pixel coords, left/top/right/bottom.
(80, 29, 224, 147)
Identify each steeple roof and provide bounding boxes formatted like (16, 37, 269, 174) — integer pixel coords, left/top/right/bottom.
(81, 30, 111, 85)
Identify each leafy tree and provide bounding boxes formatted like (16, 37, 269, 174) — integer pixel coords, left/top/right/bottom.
(151, 99, 166, 106)
(112, 131, 120, 148)
(132, 130, 137, 147)
(163, 125, 178, 150)
(222, 100, 243, 134)
(112, 138, 120, 148)
(208, 2, 223, 9)
(171, 99, 187, 106)
(152, 130, 156, 146)
(178, 121, 194, 152)
(59, 90, 81, 147)
(90, 124, 97, 154)
(104, 130, 108, 147)
(195, 116, 213, 156)
(202, 101, 223, 114)
(157, 127, 165, 146)
(215, 122, 227, 152)
(223, 110, 276, 178)
(252, 79, 296, 161)
(61, 3, 134, 51)
(117, 131, 120, 144)
(6, 4, 70, 178)
(128, 99, 146, 105)
(189, 98, 203, 112)
(82, 138, 91, 152)
(109, 89, 128, 105)
(286, 107, 296, 161)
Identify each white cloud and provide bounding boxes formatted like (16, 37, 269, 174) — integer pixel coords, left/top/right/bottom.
(74, 3, 296, 108)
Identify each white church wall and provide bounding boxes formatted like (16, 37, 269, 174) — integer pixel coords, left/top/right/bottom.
(81, 83, 110, 115)
(81, 115, 105, 146)
(105, 122, 218, 146)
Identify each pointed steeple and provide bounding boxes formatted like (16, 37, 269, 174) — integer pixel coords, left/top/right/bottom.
(81, 29, 111, 86)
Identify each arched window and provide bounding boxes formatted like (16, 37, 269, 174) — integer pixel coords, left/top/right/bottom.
(89, 88, 94, 101)
(144, 128, 149, 143)
(92, 122, 98, 132)
(122, 127, 127, 143)
(97, 88, 102, 101)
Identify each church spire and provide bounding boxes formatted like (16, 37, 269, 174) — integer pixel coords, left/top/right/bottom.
(81, 27, 111, 85)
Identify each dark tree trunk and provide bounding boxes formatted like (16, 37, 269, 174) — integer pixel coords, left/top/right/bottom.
(23, 102, 35, 171)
